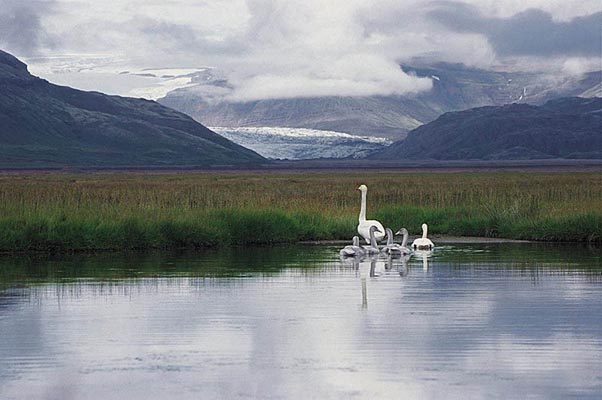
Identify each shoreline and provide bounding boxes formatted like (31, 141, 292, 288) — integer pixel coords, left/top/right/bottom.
(2, 236, 599, 257)
(1, 158, 601, 175)
(1, 171, 599, 253)
(301, 236, 534, 245)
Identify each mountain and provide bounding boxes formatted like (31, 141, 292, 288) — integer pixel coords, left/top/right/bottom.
(524, 71, 601, 102)
(0, 50, 264, 167)
(159, 63, 601, 141)
(371, 97, 602, 160)
(162, 94, 428, 140)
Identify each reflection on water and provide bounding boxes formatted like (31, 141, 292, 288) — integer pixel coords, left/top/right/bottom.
(414, 249, 433, 271)
(0, 243, 601, 400)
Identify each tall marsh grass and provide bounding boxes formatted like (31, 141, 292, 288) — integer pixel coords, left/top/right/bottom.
(0, 172, 600, 251)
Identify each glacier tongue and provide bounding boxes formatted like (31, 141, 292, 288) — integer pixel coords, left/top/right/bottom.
(210, 127, 392, 160)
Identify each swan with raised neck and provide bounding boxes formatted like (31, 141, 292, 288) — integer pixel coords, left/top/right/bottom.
(357, 184, 385, 244)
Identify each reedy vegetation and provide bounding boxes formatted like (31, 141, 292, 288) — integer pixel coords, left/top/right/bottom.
(0, 172, 600, 251)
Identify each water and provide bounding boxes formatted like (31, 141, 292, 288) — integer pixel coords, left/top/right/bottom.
(0, 243, 600, 399)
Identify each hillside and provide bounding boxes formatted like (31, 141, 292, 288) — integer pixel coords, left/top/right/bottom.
(159, 63, 601, 141)
(0, 50, 264, 167)
(371, 97, 602, 160)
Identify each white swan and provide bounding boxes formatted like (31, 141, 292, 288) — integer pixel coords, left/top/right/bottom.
(383, 228, 412, 256)
(363, 225, 382, 254)
(339, 236, 366, 257)
(357, 184, 385, 244)
(412, 223, 434, 250)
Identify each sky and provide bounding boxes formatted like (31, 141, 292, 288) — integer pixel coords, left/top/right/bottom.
(1, 0, 600, 100)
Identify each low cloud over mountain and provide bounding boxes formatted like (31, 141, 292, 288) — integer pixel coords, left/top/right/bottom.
(1, 0, 600, 101)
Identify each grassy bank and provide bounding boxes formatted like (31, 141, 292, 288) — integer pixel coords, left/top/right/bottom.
(0, 172, 600, 252)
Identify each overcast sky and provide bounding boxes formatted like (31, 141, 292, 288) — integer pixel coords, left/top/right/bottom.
(1, 0, 600, 100)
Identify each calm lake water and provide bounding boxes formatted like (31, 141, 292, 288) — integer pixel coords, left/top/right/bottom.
(0, 243, 601, 399)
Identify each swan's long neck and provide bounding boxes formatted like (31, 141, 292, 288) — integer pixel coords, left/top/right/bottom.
(359, 190, 366, 222)
(422, 225, 428, 239)
(401, 231, 408, 247)
(370, 229, 378, 248)
(353, 236, 360, 247)
(386, 229, 393, 246)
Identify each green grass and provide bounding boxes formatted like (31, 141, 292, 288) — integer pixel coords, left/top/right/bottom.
(0, 171, 600, 252)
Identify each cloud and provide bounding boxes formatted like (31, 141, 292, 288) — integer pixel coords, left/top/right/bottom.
(227, 56, 433, 102)
(220, 0, 433, 100)
(125, 17, 247, 64)
(428, 2, 602, 57)
(5, 0, 602, 100)
(0, 0, 57, 56)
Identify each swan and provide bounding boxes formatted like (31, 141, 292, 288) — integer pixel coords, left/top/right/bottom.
(394, 228, 413, 255)
(382, 228, 412, 256)
(363, 225, 382, 254)
(412, 223, 434, 250)
(339, 236, 366, 257)
(357, 184, 385, 244)
(382, 228, 402, 255)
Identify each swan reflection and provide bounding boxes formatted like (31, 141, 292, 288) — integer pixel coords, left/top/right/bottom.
(361, 278, 368, 309)
(341, 252, 414, 277)
(359, 257, 379, 310)
(340, 254, 361, 270)
(398, 254, 410, 277)
(413, 250, 434, 271)
(358, 255, 380, 278)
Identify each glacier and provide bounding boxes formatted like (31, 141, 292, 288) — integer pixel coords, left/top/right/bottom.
(210, 127, 392, 160)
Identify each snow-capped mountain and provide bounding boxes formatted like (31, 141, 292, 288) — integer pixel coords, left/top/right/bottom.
(0, 50, 264, 167)
(25, 54, 212, 100)
(25, 55, 600, 161)
(124, 68, 212, 100)
(210, 127, 391, 160)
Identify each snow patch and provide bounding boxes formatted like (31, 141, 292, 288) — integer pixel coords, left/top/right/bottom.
(25, 55, 212, 100)
(127, 76, 197, 100)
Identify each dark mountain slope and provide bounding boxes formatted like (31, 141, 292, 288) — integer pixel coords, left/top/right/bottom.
(0, 50, 264, 166)
(159, 62, 600, 140)
(159, 63, 535, 140)
(371, 97, 602, 160)
(160, 92, 430, 140)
